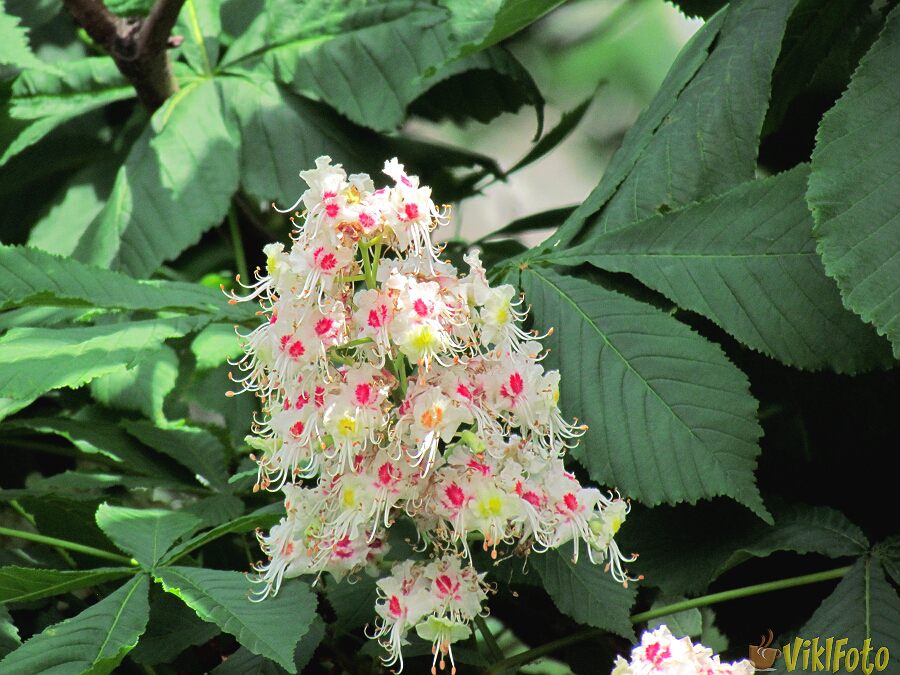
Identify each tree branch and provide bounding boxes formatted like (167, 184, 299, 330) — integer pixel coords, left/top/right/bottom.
(60, 0, 119, 47)
(61, 0, 187, 112)
(138, 0, 187, 55)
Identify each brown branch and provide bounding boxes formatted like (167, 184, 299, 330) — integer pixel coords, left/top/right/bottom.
(61, 0, 187, 112)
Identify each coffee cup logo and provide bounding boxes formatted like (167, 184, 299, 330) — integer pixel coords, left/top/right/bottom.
(749, 629, 782, 670)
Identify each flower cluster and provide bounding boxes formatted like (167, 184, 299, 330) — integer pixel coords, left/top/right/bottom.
(230, 156, 637, 671)
(612, 626, 754, 675)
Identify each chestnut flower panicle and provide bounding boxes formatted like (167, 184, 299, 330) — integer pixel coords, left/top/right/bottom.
(229, 156, 639, 672)
(611, 625, 755, 675)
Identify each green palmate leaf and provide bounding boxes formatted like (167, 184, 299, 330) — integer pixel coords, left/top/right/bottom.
(130, 587, 219, 665)
(529, 549, 636, 640)
(0, 316, 207, 401)
(875, 536, 900, 588)
(444, 0, 565, 53)
(618, 502, 868, 596)
(126, 421, 230, 491)
(6, 471, 191, 498)
(90, 346, 178, 423)
(212, 618, 326, 674)
(218, 77, 372, 204)
(192, 323, 242, 370)
(75, 80, 240, 278)
(408, 44, 543, 134)
(0, 397, 33, 423)
(154, 567, 317, 673)
(0, 114, 76, 168)
(505, 92, 597, 176)
(0, 244, 253, 321)
(808, 6, 900, 357)
(518, 267, 768, 519)
(184, 494, 245, 527)
(10, 414, 195, 482)
(96, 504, 203, 568)
(0, 2, 44, 71)
(772, 556, 900, 675)
(1, 58, 133, 167)
(226, 1, 540, 134)
(14, 496, 121, 558)
(160, 504, 282, 565)
(0, 605, 20, 658)
(532, 8, 726, 256)
(480, 206, 575, 243)
(0, 574, 150, 674)
(648, 596, 702, 637)
(537, 0, 798, 258)
(0, 566, 135, 604)
(325, 573, 379, 636)
(666, 0, 726, 19)
(550, 167, 892, 372)
(9, 58, 132, 120)
(582, 0, 798, 237)
(27, 158, 119, 258)
(174, 0, 221, 74)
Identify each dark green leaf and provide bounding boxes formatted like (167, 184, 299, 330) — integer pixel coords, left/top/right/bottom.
(439, 0, 564, 56)
(126, 421, 230, 491)
(160, 504, 282, 565)
(96, 503, 203, 568)
(75, 80, 240, 278)
(551, 167, 892, 372)
(154, 567, 317, 672)
(8, 58, 131, 120)
(0, 244, 254, 321)
(648, 596, 702, 637)
(666, 0, 726, 19)
(90, 347, 178, 423)
(618, 502, 869, 596)
(0, 316, 208, 401)
(218, 77, 372, 205)
(506, 90, 597, 175)
(191, 323, 242, 371)
(9, 413, 195, 482)
(530, 8, 726, 255)
(174, 0, 221, 73)
(585, 0, 798, 237)
(530, 548, 636, 640)
(0, 566, 135, 604)
(0, 3, 45, 71)
(772, 557, 900, 674)
(480, 207, 575, 244)
(212, 617, 325, 674)
(0, 574, 150, 674)
(26, 159, 119, 258)
(184, 494, 245, 528)
(1, 58, 132, 167)
(130, 586, 220, 665)
(808, 6, 900, 357)
(325, 573, 378, 636)
(408, 46, 544, 135)
(0, 605, 20, 658)
(519, 267, 768, 519)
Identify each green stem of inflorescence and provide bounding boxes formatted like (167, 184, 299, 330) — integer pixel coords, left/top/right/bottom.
(358, 239, 410, 399)
(485, 565, 852, 674)
(0, 525, 138, 566)
(228, 205, 250, 285)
